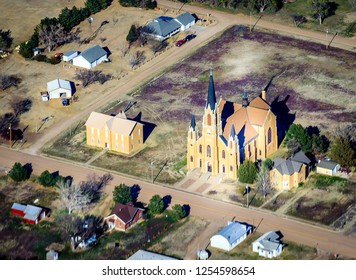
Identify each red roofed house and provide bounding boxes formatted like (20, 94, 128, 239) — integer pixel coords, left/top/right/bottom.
(104, 203, 144, 232)
(11, 203, 47, 224)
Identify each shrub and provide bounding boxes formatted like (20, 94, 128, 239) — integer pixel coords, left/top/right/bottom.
(148, 194, 164, 216)
(38, 170, 57, 187)
(113, 184, 133, 204)
(172, 204, 186, 220)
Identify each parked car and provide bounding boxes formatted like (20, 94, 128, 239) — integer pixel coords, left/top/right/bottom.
(175, 39, 186, 47)
(185, 34, 196, 41)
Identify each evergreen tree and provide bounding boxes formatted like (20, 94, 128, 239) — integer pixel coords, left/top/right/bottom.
(284, 124, 312, 153)
(126, 25, 139, 43)
(238, 160, 257, 184)
(148, 195, 164, 216)
(113, 184, 133, 204)
(328, 138, 355, 167)
(8, 162, 29, 182)
(38, 170, 57, 187)
(172, 204, 186, 220)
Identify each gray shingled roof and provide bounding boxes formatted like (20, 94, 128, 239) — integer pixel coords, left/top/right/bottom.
(175, 12, 195, 26)
(146, 16, 181, 37)
(274, 158, 302, 175)
(128, 250, 178, 260)
(253, 231, 283, 251)
(291, 151, 311, 165)
(318, 160, 339, 170)
(80, 45, 107, 63)
(64, 50, 78, 57)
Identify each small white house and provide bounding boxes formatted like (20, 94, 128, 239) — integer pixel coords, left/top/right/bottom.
(210, 221, 252, 251)
(252, 231, 284, 259)
(72, 45, 107, 69)
(62, 50, 79, 62)
(174, 12, 196, 31)
(46, 79, 72, 99)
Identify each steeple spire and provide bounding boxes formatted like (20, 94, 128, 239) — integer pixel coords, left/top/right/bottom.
(190, 114, 196, 130)
(206, 68, 217, 111)
(230, 124, 236, 138)
(242, 89, 249, 107)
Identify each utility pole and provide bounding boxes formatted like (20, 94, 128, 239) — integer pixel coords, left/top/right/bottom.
(9, 124, 12, 148)
(149, 161, 154, 183)
(249, 11, 252, 32)
(325, 28, 329, 49)
(246, 185, 250, 208)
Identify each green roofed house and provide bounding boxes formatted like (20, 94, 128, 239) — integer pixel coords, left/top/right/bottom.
(72, 45, 108, 69)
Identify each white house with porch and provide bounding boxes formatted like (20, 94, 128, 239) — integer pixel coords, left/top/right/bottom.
(252, 231, 284, 258)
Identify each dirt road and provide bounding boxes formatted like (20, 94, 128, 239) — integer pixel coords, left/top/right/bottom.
(1, 146, 355, 258)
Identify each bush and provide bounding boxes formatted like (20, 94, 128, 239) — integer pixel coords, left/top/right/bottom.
(113, 184, 132, 204)
(8, 162, 30, 182)
(34, 54, 48, 62)
(38, 170, 57, 187)
(148, 194, 164, 216)
(172, 204, 186, 220)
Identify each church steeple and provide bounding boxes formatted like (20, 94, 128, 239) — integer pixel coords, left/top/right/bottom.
(230, 124, 236, 138)
(190, 114, 196, 130)
(242, 89, 249, 107)
(206, 68, 217, 111)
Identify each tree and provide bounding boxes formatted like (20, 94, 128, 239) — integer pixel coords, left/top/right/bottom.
(149, 40, 168, 55)
(8, 162, 29, 182)
(256, 163, 272, 197)
(59, 6, 90, 31)
(0, 75, 21, 91)
(263, 158, 273, 170)
(286, 138, 301, 157)
(118, 43, 130, 57)
(10, 98, 32, 117)
(126, 25, 139, 44)
(19, 33, 39, 58)
(238, 160, 257, 184)
(284, 124, 312, 153)
(85, 0, 112, 14)
(312, 134, 329, 154)
(148, 194, 164, 216)
(0, 112, 19, 134)
(113, 184, 133, 204)
(38, 170, 58, 187)
(74, 70, 111, 87)
(291, 14, 308, 27)
(308, 0, 331, 25)
(0, 29, 13, 50)
(38, 23, 78, 52)
(350, 0, 356, 11)
(80, 173, 113, 203)
(328, 138, 355, 167)
(119, 0, 140, 7)
(128, 51, 146, 69)
(145, 0, 157, 9)
(57, 178, 91, 214)
(55, 213, 82, 239)
(172, 204, 186, 220)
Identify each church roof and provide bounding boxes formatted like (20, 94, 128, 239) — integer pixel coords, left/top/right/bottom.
(230, 124, 235, 138)
(249, 96, 270, 110)
(190, 114, 196, 129)
(206, 69, 216, 111)
(246, 106, 269, 126)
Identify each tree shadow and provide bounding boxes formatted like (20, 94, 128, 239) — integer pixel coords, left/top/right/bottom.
(130, 184, 141, 203)
(270, 95, 295, 146)
(183, 204, 191, 216)
(23, 163, 33, 179)
(162, 195, 172, 210)
(328, 2, 339, 17)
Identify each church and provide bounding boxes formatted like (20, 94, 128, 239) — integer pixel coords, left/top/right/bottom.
(187, 70, 278, 180)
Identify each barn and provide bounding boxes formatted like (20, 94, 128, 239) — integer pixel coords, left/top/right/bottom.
(46, 79, 72, 99)
(11, 203, 47, 224)
(72, 45, 107, 69)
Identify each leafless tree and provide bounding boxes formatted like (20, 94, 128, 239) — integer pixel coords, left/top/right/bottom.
(74, 70, 111, 87)
(128, 51, 146, 69)
(80, 173, 113, 203)
(10, 98, 32, 117)
(291, 14, 307, 27)
(138, 32, 148, 47)
(0, 112, 19, 133)
(57, 178, 91, 214)
(256, 163, 272, 198)
(55, 213, 82, 238)
(38, 24, 80, 52)
(0, 74, 21, 90)
(149, 40, 168, 55)
(118, 43, 130, 57)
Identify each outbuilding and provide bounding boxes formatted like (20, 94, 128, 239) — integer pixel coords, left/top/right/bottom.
(62, 50, 79, 62)
(72, 45, 107, 69)
(11, 203, 47, 224)
(252, 231, 284, 258)
(317, 160, 340, 176)
(210, 221, 252, 251)
(46, 79, 73, 99)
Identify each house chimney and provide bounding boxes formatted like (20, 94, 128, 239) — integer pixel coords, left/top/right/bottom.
(261, 90, 266, 100)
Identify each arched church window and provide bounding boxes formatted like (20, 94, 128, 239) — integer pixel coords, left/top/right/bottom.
(199, 159, 202, 167)
(207, 145, 211, 157)
(268, 128, 272, 144)
(207, 114, 211, 126)
(222, 165, 225, 173)
(199, 145, 202, 153)
(222, 150, 225, 159)
(190, 156, 193, 162)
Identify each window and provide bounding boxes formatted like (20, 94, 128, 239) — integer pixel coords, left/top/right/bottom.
(199, 145, 202, 153)
(190, 131, 193, 139)
(268, 128, 272, 144)
(199, 159, 202, 167)
(222, 165, 225, 173)
(207, 145, 211, 157)
(190, 156, 193, 162)
(91, 137, 94, 143)
(230, 165, 233, 172)
(138, 129, 141, 136)
(222, 150, 225, 159)
(207, 114, 211, 126)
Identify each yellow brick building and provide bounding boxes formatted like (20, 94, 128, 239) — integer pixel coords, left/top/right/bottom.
(85, 111, 143, 155)
(187, 70, 278, 180)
